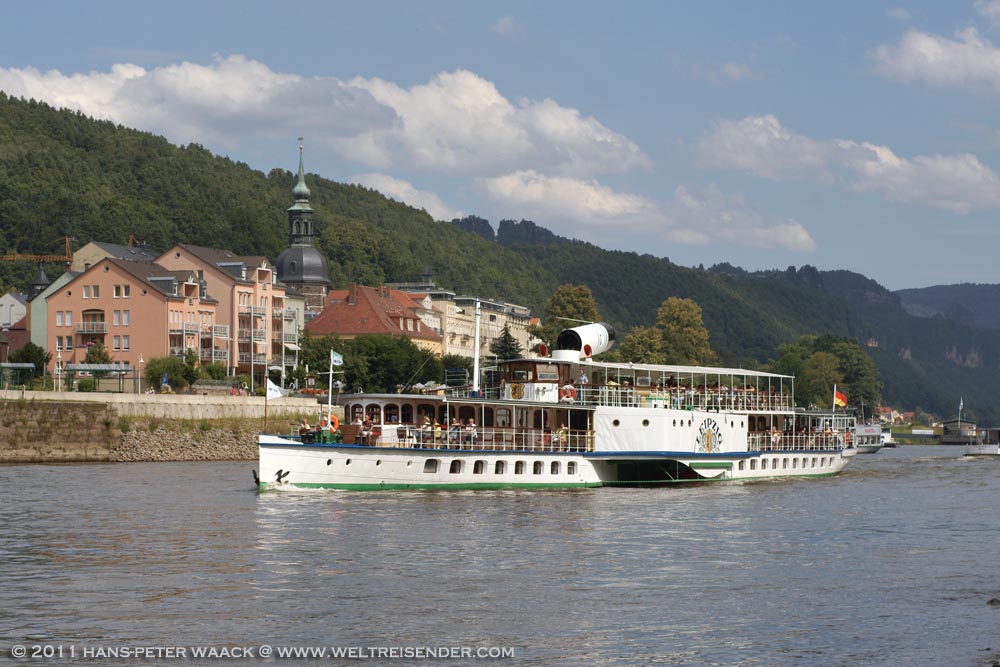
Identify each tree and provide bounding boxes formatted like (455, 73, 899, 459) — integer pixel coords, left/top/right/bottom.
(771, 334, 882, 410)
(144, 356, 189, 392)
(531, 284, 601, 350)
(617, 325, 665, 364)
(656, 297, 716, 365)
(489, 324, 523, 361)
(8, 341, 51, 373)
(182, 348, 200, 388)
(84, 341, 113, 379)
(799, 352, 843, 408)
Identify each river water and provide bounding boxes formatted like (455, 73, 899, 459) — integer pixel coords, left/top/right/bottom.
(1, 445, 998, 666)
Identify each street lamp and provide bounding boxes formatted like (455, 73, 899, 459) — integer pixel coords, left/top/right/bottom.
(56, 350, 62, 393)
(138, 353, 144, 394)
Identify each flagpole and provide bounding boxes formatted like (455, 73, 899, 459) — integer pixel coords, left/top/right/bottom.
(832, 384, 837, 413)
(327, 348, 334, 423)
(264, 376, 269, 433)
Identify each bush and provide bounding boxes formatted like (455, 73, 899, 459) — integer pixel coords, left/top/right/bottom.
(203, 363, 228, 381)
(77, 378, 95, 392)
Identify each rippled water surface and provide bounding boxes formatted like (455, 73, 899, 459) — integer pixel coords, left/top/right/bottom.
(2, 446, 999, 666)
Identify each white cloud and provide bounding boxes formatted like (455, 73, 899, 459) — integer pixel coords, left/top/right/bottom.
(887, 7, 911, 21)
(975, 0, 1000, 24)
(479, 170, 658, 226)
(491, 16, 517, 36)
(696, 115, 834, 181)
(479, 171, 816, 251)
(347, 69, 650, 176)
(872, 28, 1000, 95)
(351, 173, 463, 221)
(666, 185, 816, 251)
(697, 115, 1000, 213)
(0, 58, 646, 180)
(0, 55, 394, 150)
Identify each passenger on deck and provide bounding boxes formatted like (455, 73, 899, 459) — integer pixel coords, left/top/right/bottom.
(556, 423, 569, 450)
(433, 420, 442, 445)
(362, 416, 373, 446)
(299, 418, 313, 443)
(465, 419, 478, 447)
(577, 371, 589, 385)
(449, 418, 462, 445)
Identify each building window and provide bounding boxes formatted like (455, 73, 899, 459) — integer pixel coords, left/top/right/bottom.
(114, 285, 121, 298)
(56, 311, 64, 327)
(65, 312, 72, 326)
(113, 336, 121, 351)
(55, 336, 63, 351)
(83, 285, 90, 299)
(93, 285, 99, 298)
(113, 310, 121, 326)
(123, 310, 130, 326)
(123, 336, 130, 351)
(123, 285, 130, 298)
(65, 337, 73, 350)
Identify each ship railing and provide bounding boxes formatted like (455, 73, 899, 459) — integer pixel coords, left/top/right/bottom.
(375, 425, 593, 453)
(748, 432, 846, 452)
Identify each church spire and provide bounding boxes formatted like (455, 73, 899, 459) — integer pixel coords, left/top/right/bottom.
(292, 137, 311, 201)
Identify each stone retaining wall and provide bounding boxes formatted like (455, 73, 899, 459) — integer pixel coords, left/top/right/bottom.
(0, 399, 119, 462)
(114, 421, 258, 462)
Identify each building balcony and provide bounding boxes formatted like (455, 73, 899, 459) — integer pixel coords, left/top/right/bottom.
(237, 353, 268, 365)
(201, 324, 230, 339)
(237, 330, 267, 342)
(76, 322, 108, 334)
(200, 349, 229, 363)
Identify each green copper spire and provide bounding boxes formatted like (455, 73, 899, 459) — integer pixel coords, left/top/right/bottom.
(292, 136, 311, 200)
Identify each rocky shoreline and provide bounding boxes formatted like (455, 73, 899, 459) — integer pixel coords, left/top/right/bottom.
(113, 421, 260, 462)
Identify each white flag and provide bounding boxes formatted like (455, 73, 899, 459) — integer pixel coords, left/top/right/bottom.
(266, 378, 288, 400)
(959, 396, 964, 411)
(330, 350, 344, 367)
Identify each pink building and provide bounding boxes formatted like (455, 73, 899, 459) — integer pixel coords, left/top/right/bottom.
(156, 245, 297, 383)
(46, 258, 221, 378)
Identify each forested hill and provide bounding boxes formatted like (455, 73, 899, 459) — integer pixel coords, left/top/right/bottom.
(3, 93, 999, 422)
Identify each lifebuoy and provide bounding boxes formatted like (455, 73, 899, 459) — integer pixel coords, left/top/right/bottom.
(560, 385, 577, 401)
(330, 414, 340, 431)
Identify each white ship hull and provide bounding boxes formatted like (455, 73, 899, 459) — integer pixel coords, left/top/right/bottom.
(258, 435, 850, 491)
(965, 442, 1000, 457)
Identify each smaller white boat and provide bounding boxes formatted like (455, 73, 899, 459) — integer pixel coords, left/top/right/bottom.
(881, 429, 897, 448)
(851, 424, 883, 454)
(965, 427, 1000, 456)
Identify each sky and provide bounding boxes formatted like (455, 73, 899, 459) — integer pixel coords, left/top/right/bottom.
(4, 2, 1000, 290)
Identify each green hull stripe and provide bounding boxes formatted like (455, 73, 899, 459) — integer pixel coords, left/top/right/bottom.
(688, 461, 733, 469)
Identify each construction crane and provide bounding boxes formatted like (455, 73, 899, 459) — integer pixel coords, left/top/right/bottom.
(0, 236, 73, 266)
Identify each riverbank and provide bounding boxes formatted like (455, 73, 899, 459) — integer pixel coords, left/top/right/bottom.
(0, 396, 341, 463)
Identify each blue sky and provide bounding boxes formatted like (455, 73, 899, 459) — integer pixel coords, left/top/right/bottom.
(4, 2, 1000, 290)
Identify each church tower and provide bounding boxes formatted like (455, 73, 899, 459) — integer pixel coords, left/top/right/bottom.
(275, 138, 330, 313)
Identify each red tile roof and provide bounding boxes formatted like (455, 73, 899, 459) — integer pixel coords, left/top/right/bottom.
(307, 284, 442, 342)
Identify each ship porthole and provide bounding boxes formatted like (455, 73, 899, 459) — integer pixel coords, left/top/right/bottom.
(642, 419, 649, 427)
(375, 460, 382, 467)
(612, 419, 621, 427)
(326, 459, 332, 466)
(406, 461, 412, 467)
(345, 459, 352, 466)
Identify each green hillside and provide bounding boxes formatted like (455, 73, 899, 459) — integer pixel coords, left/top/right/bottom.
(1, 93, 996, 424)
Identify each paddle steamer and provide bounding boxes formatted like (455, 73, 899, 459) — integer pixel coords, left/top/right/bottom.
(258, 322, 857, 490)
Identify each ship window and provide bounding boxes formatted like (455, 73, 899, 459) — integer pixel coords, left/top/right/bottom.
(567, 462, 577, 475)
(326, 459, 332, 466)
(642, 419, 649, 427)
(782, 458, 788, 469)
(533, 461, 543, 475)
(483, 406, 494, 427)
(761, 459, 768, 470)
(384, 404, 399, 423)
(536, 364, 558, 381)
(345, 459, 352, 466)
(812, 458, 817, 468)
(473, 460, 485, 474)
(673, 419, 677, 427)
(613, 419, 621, 427)
(515, 461, 525, 475)
(449, 460, 463, 474)
(495, 461, 506, 475)
(551, 461, 560, 475)
(375, 460, 381, 467)
(688, 420, 692, 427)
(750, 459, 756, 470)
(512, 369, 532, 381)
(496, 408, 511, 428)
(401, 404, 413, 423)
(731, 421, 735, 428)
(821, 457, 826, 467)
(423, 459, 439, 473)
(738, 460, 745, 471)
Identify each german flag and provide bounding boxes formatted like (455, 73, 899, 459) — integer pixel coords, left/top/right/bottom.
(834, 389, 848, 407)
